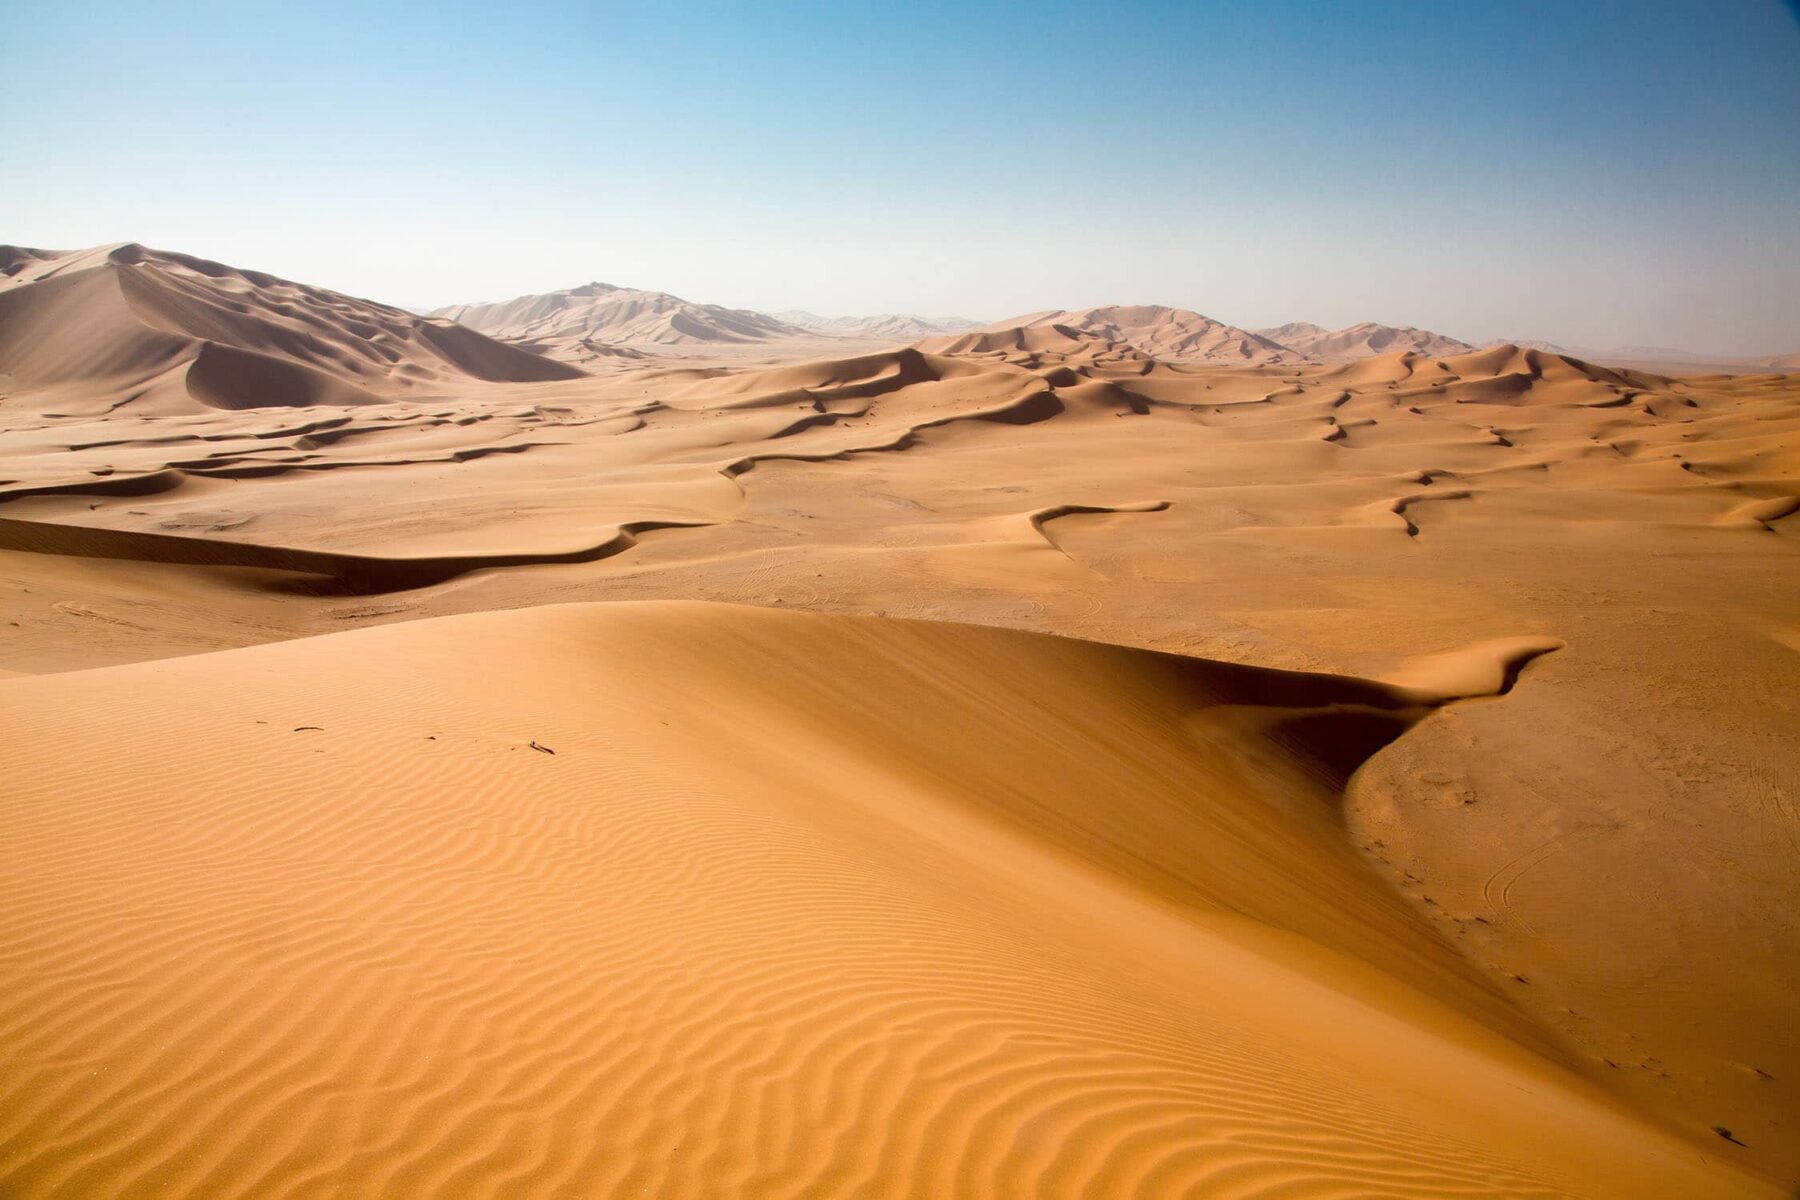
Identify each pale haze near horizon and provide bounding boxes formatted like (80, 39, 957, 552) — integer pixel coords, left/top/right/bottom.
(3, 0, 1797, 356)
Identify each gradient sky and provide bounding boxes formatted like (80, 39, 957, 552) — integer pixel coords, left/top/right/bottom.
(3, 0, 1797, 354)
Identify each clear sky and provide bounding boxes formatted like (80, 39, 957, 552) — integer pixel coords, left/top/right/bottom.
(3, 1, 1797, 354)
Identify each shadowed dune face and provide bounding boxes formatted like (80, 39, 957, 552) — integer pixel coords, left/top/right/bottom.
(2, 284, 1799, 1194)
(183, 340, 386, 409)
(0, 601, 1763, 1199)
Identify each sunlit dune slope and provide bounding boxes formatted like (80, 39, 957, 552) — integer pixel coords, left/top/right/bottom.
(0, 243, 582, 416)
(0, 601, 1768, 1199)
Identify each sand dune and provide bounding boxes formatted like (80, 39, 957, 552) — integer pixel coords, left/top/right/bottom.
(915, 321, 1157, 367)
(0, 243, 581, 416)
(429, 287, 950, 371)
(412, 268, 1786, 379)
(953, 304, 1298, 364)
(1258, 321, 1477, 361)
(424, 274, 1767, 379)
(435, 281, 810, 353)
(3, 245, 1799, 1195)
(0, 601, 1772, 1199)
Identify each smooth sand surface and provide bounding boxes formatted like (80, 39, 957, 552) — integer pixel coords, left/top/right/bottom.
(0, 603, 1770, 1198)
(2, 246, 1798, 1196)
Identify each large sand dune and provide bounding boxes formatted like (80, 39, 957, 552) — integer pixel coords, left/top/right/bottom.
(3, 247, 1799, 1196)
(417, 268, 1790, 377)
(0, 245, 582, 417)
(0, 601, 1768, 1198)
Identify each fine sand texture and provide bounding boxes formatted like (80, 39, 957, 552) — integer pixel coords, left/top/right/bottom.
(0, 603, 1771, 1198)
(2, 247, 1799, 1196)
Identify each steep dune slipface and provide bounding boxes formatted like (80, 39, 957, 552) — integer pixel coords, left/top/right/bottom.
(0, 602, 1765, 1199)
(0, 244, 582, 415)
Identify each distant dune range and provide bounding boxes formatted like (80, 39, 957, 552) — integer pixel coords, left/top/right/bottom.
(2, 245, 1798, 1196)
(434, 280, 807, 348)
(776, 310, 979, 340)
(1253, 320, 1477, 361)
(930, 304, 1301, 365)
(426, 277, 1794, 373)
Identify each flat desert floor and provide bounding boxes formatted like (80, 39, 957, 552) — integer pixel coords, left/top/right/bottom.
(2, 251, 1798, 1197)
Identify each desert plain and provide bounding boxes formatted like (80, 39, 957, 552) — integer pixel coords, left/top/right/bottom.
(1, 243, 1797, 1197)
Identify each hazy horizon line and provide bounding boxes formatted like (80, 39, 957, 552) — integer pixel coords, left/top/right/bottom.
(12, 235, 1790, 364)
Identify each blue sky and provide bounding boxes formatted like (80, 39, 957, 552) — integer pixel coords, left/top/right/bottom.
(3, 1, 1797, 354)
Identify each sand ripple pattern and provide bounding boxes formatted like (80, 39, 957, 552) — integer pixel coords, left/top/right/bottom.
(0, 604, 1764, 1198)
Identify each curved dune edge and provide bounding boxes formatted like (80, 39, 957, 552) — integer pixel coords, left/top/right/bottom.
(0, 601, 1770, 1198)
(0, 514, 706, 593)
